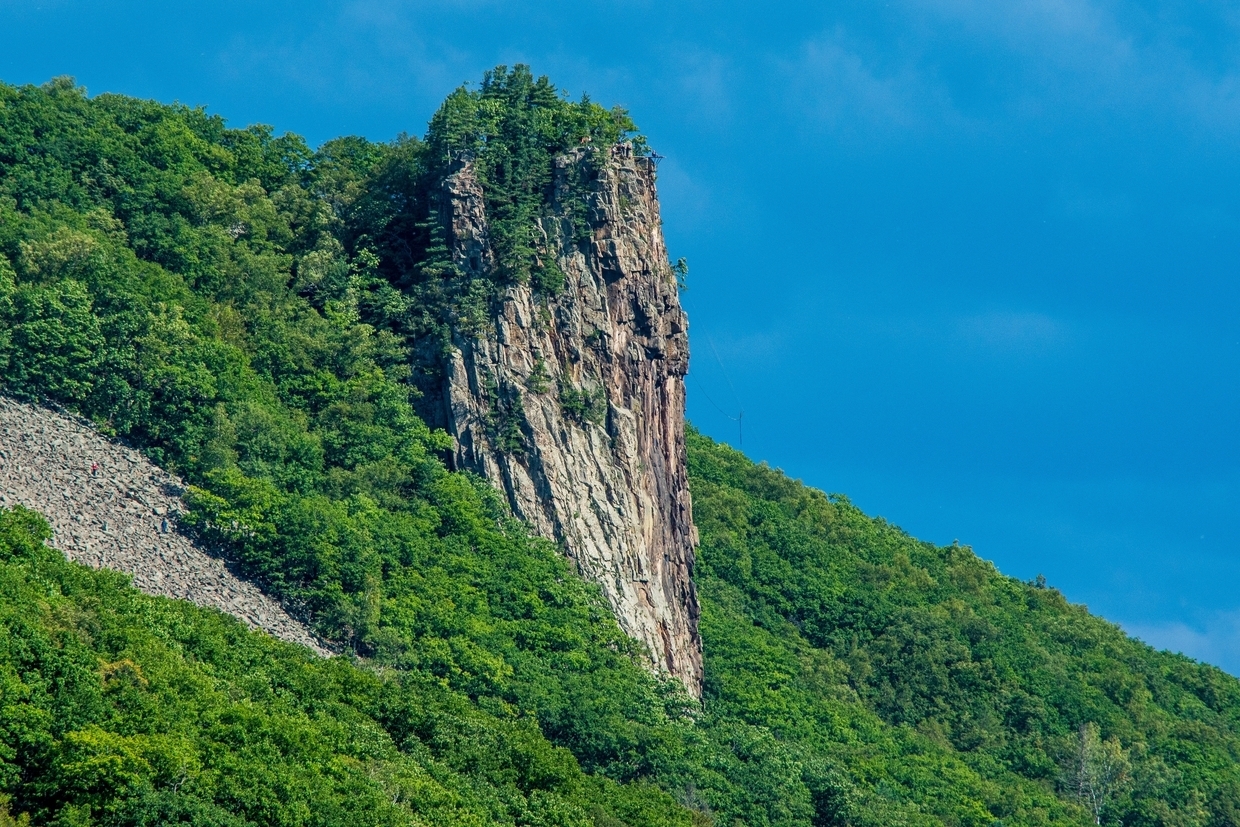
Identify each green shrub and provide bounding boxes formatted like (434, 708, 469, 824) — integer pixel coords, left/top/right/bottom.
(6, 70, 1240, 827)
(558, 382, 607, 426)
(0, 505, 692, 827)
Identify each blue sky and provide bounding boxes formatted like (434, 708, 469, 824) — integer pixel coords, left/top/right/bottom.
(4, 0, 1239, 670)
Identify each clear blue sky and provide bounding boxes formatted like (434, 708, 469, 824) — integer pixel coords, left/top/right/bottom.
(4, 0, 1239, 671)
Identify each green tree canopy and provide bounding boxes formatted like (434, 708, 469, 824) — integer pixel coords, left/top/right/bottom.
(3, 70, 1240, 827)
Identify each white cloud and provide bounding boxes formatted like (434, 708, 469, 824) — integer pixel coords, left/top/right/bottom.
(212, 2, 479, 118)
(840, 306, 1072, 359)
(780, 0, 1240, 142)
(927, 0, 1240, 130)
(1124, 611, 1240, 675)
(955, 310, 1068, 353)
(778, 27, 959, 139)
(671, 48, 734, 123)
(913, 0, 1127, 57)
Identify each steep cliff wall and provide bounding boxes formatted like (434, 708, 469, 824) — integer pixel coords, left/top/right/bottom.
(438, 145, 702, 695)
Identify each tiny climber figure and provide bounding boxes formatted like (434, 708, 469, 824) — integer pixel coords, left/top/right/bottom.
(90, 462, 98, 477)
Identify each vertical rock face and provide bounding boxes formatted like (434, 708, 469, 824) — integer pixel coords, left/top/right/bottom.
(438, 145, 702, 696)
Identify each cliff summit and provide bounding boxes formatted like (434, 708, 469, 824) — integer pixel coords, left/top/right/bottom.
(437, 144, 702, 695)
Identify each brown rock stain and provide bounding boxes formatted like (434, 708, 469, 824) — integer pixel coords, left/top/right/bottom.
(437, 144, 703, 696)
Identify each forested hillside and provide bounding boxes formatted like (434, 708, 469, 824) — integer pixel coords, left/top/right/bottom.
(1, 70, 1238, 826)
(0, 505, 688, 827)
(0, 73, 700, 827)
(689, 430, 1240, 825)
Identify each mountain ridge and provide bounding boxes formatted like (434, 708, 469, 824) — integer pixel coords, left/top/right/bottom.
(1, 68, 1240, 826)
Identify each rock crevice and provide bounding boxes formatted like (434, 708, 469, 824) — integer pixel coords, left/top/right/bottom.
(437, 145, 702, 695)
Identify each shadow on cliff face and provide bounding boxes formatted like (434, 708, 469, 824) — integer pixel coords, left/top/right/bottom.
(427, 144, 702, 694)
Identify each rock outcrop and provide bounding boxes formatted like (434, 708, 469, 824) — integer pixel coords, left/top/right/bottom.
(438, 145, 702, 695)
(0, 395, 329, 655)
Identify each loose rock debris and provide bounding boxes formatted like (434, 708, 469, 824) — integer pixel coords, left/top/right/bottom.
(0, 395, 331, 656)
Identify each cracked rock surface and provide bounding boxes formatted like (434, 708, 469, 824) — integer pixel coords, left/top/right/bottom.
(0, 394, 330, 656)
(437, 145, 702, 695)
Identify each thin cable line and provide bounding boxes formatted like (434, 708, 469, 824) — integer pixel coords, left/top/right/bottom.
(689, 374, 739, 422)
(697, 333, 745, 448)
(705, 334, 742, 409)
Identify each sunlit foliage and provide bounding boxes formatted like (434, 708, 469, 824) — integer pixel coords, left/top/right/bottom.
(3, 70, 1240, 827)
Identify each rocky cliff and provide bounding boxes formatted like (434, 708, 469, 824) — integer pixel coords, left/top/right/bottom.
(437, 145, 702, 695)
(0, 395, 329, 655)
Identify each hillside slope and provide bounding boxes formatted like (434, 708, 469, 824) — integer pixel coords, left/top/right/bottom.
(3, 71, 1240, 827)
(0, 394, 326, 653)
(0, 505, 689, 827)
(688, 429, 1240, 825)
(0, 72, 704, 825)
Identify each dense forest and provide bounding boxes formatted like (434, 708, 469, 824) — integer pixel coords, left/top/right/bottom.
(1, 69, 1239, 826)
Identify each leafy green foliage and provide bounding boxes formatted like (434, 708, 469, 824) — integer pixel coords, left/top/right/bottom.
(558, 382, 607, 427)
(0, 76, 689, 825)
(687, 427, 1240, 825)
(0, 506, 690, 827)
(423, 66, 638, 287)
(672, 257, 688, 292)
(6, 70, 1240, 827)
(527, 358, 552, 395)
(328, 66, 644, 419)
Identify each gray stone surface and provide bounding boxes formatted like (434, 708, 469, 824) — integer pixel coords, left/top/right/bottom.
(438, 144, 702, 695)
(0, 395, 330, 656)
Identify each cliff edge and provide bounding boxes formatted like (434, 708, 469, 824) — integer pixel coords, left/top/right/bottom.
(438, 145, 702, 695)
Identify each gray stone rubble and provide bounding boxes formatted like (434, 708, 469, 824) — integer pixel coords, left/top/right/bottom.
(0, 394, 330, 656)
